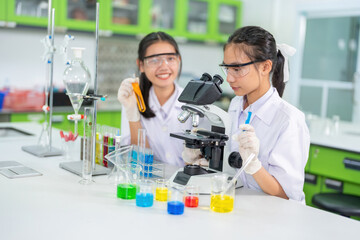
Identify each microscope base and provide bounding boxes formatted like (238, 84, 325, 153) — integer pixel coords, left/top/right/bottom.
(168, 167, 243, 195)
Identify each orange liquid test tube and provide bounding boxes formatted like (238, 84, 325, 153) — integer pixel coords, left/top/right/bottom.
(132, 82, 146, 112)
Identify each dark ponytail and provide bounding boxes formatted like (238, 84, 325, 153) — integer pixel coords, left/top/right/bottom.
(225, 26, 286, 97)
(272, 51, 285, 97)
(137, 32, 182, 118)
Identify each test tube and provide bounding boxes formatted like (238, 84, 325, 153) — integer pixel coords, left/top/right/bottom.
(167, 186, 185, 215)
(155, 179, 168, 201)
(103, 126, 109, 167)
(184, 185, 199, 208)
(136, 179, 154, 207)
(95, 124, 102, 164)
(210, 174, 235, 213)
(138, 129, 146, 178)
(79, 107, 94, 185)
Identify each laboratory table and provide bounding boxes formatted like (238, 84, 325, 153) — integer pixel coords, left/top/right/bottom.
(0, 122, 359, 240)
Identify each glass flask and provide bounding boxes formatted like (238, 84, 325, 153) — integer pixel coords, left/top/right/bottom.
(105, 146, 141, 200)
(63, 47, 91, 136)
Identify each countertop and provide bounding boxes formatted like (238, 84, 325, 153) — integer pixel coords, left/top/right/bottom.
(0, 122, 359, 240)
(309, 118, 360, 153)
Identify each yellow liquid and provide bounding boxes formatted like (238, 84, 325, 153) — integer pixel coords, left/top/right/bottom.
(155, 187, 168, 201)
(210, 195, 234, 213)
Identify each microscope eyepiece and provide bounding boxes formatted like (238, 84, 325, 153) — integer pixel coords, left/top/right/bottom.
(200, 73, 212, 82)
(212, 74, 224, 85)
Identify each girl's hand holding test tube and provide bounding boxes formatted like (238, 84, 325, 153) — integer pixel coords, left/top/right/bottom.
(117, 77, 141, 122)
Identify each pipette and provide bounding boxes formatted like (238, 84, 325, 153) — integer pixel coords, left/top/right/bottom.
(221, 153, 255, 195)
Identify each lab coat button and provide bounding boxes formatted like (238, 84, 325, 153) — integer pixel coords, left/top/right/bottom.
(166, 152, 171, 159)
(162, 126, 168, 132)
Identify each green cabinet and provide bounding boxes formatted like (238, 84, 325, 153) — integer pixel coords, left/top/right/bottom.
(0, 0, 6, 22)
(304, 144, 360, 210)
(6, 0, 57, 27)
(4, 0, 242, 43)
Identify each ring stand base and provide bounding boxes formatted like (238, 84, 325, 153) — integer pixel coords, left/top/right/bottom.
(22, 145, 63, 157)
(59, 161, 110, 176)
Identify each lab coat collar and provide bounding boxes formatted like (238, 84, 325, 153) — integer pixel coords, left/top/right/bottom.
(228, 87, 279, 126)
(148, 83, 183, 115)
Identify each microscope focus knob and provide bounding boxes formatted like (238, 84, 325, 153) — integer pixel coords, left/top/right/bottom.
(228, 152, 242, 168)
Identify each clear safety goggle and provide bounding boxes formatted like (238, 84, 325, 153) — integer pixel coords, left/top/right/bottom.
(144, 53, 179, 68)
(219, 61, 261, 77)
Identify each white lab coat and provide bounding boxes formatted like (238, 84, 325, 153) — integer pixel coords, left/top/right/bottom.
(228, 87, 310, 203)
(121, 83, 191, 166)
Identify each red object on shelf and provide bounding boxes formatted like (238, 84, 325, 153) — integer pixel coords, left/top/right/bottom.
(2, 90, 45, 111)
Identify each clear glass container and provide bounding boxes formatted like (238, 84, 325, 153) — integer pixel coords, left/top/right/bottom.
(155, 178, 168, 202)
(210, 174, 235, 213)
(63, 47, 91, 135)
(136, 179, 155, 207)
(167, 186, 185, 215)
(184, 185, 199, 208)
(79, 107, 94, 185)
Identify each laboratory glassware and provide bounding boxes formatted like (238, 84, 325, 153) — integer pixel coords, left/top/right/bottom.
(210, 174, 235, 213)
(167, 186, 185, 215)
(80, 107, 94, 185)
(136, 179, 155, 207)
(63, 47, 91, 136)
(184, 185, 199, 208)
(155, 178, 168, 201)
(105, 146, 141, 199)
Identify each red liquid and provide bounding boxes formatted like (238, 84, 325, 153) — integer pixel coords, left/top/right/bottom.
(103, 135, 109, 167)
(184, 196, 199, 208)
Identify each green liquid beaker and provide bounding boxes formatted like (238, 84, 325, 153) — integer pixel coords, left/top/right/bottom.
(117, 183, 138, 199)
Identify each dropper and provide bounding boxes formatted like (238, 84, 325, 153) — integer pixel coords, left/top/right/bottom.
(221, 153, 255, 196)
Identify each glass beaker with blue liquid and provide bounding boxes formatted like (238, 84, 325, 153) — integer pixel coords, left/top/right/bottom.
(167, 186, 185, 215)
(136, 179, 155, 207)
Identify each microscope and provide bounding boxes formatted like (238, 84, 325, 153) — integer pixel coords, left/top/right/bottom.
(169, 73, 243, 194)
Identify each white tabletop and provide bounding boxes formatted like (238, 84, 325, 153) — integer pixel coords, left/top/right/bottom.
(0, 122, 359, 240)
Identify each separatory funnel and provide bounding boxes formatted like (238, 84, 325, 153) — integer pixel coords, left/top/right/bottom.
(63, 47, 91, 135)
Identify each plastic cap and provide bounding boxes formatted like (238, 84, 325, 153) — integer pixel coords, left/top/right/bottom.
(71, 47, 85, 59)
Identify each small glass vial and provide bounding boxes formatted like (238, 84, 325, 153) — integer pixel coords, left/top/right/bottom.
(136, 180, 154, 207)
(155, 179, 168, 201)
(167, 187, 185, 215)
(184, 185, 199, 208)
(210, 174, 235, 213)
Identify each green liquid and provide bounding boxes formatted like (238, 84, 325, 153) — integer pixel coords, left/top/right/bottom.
(117, 184, 137, 199)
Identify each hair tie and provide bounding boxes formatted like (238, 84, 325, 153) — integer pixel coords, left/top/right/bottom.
(276, 43, 296, 83)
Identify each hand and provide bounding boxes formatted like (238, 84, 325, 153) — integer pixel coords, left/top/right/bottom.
(117, 77, 140, 122)
(233, 124, 262, 175)
(182, 146, 202, 165)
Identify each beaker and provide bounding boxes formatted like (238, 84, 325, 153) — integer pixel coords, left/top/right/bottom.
(167, 186, 185, 215)
(155, 178, 168, 201)
(184, 185, 199, 208)
(105, 146, 141, 200)
(79, 107, 94, 185)
(210, 174, 235, 213)
(136, 179, 154, 207)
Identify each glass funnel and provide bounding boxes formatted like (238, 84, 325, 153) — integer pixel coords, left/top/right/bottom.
(105, 145, 142, 199)
(63, 47, 91, 135)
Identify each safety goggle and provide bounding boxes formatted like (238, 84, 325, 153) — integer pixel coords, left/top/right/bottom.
(219, 61, 261, 77)
(144, 53, 179, 68)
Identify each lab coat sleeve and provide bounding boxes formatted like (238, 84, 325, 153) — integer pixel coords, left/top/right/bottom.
(120, 105, 131, 146)
(267, 117, 310, 202)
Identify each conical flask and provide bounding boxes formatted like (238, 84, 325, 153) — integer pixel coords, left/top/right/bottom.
(63, 47, 91, 135)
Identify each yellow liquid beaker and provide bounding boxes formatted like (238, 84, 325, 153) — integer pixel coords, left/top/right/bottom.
(210, 195, 234, 213)
(155, 187, 168, 201)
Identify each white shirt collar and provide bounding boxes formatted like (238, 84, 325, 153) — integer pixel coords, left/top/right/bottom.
(149, 83, 183, 118)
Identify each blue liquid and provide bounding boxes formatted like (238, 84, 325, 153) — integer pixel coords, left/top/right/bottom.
(167, 201, 184, 215)
(136, 193, 154, 207)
